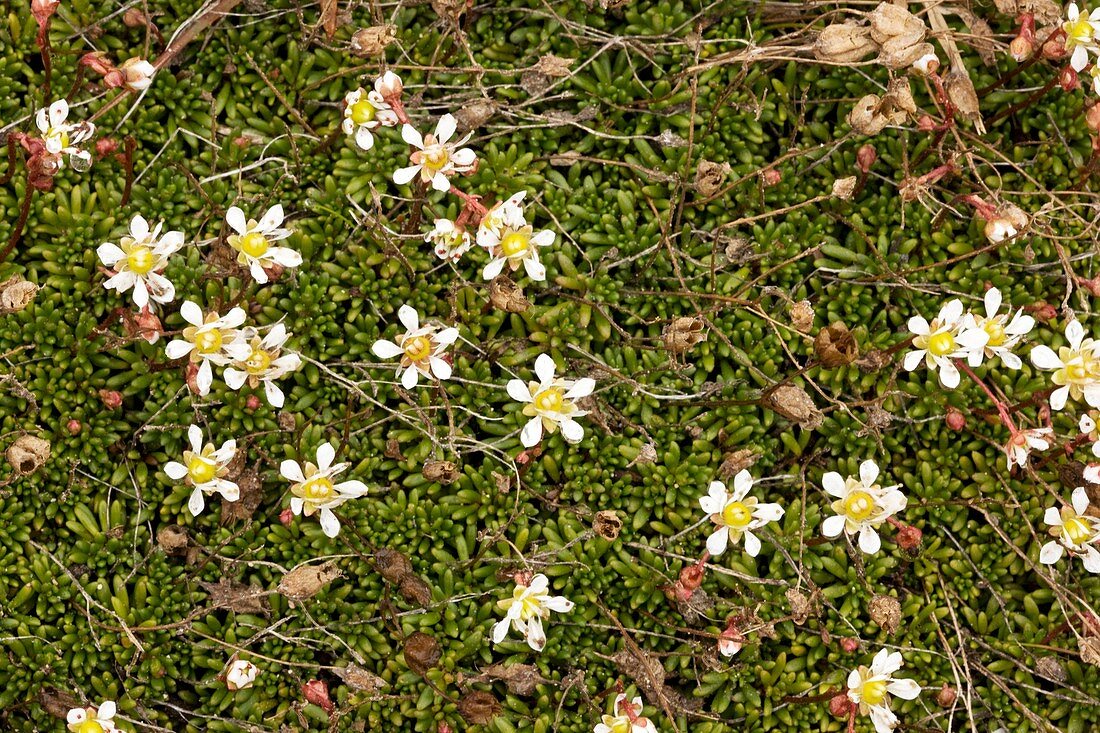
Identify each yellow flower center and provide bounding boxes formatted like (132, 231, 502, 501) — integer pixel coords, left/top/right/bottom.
(244, 346, 272, 375)
(76, 721, 105, 733)
(1067, 17, 1094, 44)
(511, 587, 542, 620)
(239, 231, 270, 258)
(1064, 516, 1094, 546)
(500, 231, 530, 258)
(927, 331, 956, 357)
(127, 245, 155, 275)
(607, 718, 632, 733)
(303, 476, 335, 501)
(186, 455, 217, 484)
(349, 98, 376, 125)
(534, 387, 564, 413)
(1067, 362, 1090, 382)
(860, 678, 888, 706)
(424, 146, 449, 171)
(983, 320, 1006, 347)
(721, 501, 753, 529)
(843, 490, 876, 522)
(404, 335, 432, 362)
(49, 129, 70, 150)
(194, 329, 224, 355)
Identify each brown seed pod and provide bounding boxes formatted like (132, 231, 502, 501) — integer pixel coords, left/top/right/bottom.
(349, 25, 396, 57)
(398, 574, 433, 607)
(592, 510, 623, 540)
(422, 459, 460, 485)
(403, 632, 441, 675)
(868, 594, 901, 634)
(762, 384, 823, 431)
(458, 691, 502, 725)
(813, 23, 878, 64)
(0, 276, 38, 314)
(277, 562, 342, 601)
(6, 434, 50, 475)
(488, 274, 530, 313)
(375, 548, 413, 584)
(663, 316, 707, 354)
(814, 322, 859, 367)
(693, 159, 731, 197)
(789, 300, 815, 333)
(156, 525, 191, 556)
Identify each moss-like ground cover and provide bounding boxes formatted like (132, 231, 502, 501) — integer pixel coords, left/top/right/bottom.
(1, 1, 1098, 731)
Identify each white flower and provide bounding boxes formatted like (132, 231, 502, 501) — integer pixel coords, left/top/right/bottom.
(478, 191, 527, 240)
(425, 218, 473, 262)
(119, 57, 155, 91)
(1080, 412, 1100, 457)
(594, 694, 657, 733)
(1063, 3, 1100, 72)
(341, 86, 398, 150)
(281, 442, 369, 538)
(961, 288, 1035, 369)
(393, 114, 476, 192)
(507, 354, 594, 447)
(163, 424, 239, 516)
(911, 52, 939, 76)
(698, 470, 784, 557)
(491, 573, 574, 651)
(225, 204, 301, 284)
(371, 304, 458, 388)
(1029, 319, 1100, 410)
(903, 299, 988, 388)
(96, 214, 185, 308)
(821, 460, 907, 555)
(478, 217, 555, 282)
(375, 70, 403, 100)
(223, 323, 302, 408)
(226, 658, 259, 691)
(1039, 486, 1100, 573)
(66, 700, 117, 732)
(846, 649, 922, 733)
(164, 301, 251, 395)
(36, 99, 95, 170)
(1004, 428, 1052, 471)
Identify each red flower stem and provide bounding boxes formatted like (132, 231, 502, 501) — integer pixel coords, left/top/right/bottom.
(450, 185, 488, 219)
(956, 359, 1019, 434)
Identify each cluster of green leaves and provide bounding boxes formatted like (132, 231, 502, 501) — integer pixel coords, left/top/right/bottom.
(0, 0, 1098, 731)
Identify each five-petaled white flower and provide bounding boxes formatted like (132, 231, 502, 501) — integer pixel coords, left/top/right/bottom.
(846, 649, 922, 733)
(36, 99, 95, 170)
(1030, 319, 1100, 410)
(594, 694, 657, 733)
(226, 658, 259, 691)
(97, 214, 185, 308)
(1004, 427, 1052, 471)
(371, 304, 458, 389)
(425, 218, 473, 262)
(223, 324, 302, 408)
(821, 460, 906, 555)
(698, 470, 784, 557)
(342, 87, 398, 151)
(1081, 412, 1100, 457)
(165, 301, 251, 395)
(164, 424, 239, 516)
(1039, 486, 1100, 573)
(119, 57, 156, 91)
(903, 299, 988, 389)
(393, 114, 476, 192)
(492, 573, 574, 651)
(478, 191, 527, 240)
(66, 700, 117, 732)
(281, 442, 369, 538)
(1063, 3, 1100, 71)
(961, 288, 1034, 369)
(225, 204, 300, 284)
(478, 218, 555, 282)
(507, 354, 594, 447)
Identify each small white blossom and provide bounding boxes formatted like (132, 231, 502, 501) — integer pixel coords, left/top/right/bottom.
(425, 218, 473, 262)
(479, 219, 555, 282)
(226, 658, 259, 690)
(507, 354, 594, 447)
(1005, 428, 1052, 471)
(225, 204, 301, 284)
(911, 52, 939, 76)
(223, 323, 302, 408)
(961, 288, 1034, 369)
(698, 470, 784, 557)
(342, 86, 398, 150)
(281, 442, 369, 538)
(1063, 3, 1100, 72)
(903, 299, 988, 388)
(594, 694, 657, 733)
(1039, 487, 1100, 573)
(66, 700, 117, 732)
(1029, 319, 1100, 410)
(371, 304, 458, 388)
(119, 57, 155, 90)
(846, 649, 921, 733)
(374, 70, 403, 100)
(821, 460, 906, 555)
(164, 301, 251, 395)
(478, 191, 527, 240)
(164, 424, 239, 516)
(1080, 412, 1100, 457)
(393, 114, 476, 192)
(36, 99, 95, 169)
(97, 214, 185, 308)
(492, 573, 573, 652)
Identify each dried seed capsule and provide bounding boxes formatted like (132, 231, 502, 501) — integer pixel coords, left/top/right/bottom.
(6, 434, 50, 475)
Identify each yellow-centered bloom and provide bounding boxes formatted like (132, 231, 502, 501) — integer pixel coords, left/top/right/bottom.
(225, 204, 301, 284)
(1040, 487, 1100, 573)
(1031, 319, 1100, 411)
(281, 443, 369, 538)
(164, 424, 239, 516)
(846, 649, 921, 733)
(904, 299, 988, 389)
(371, 304, 459, 389)
(491, 573, 574, 651)
(223, 324, 302, 409)
(507, 354, 595, 447)
(66, 701, 117, 732)
(97, 214, 186, 308)
(699, 470, 785, 558)
(393, 114, 477, 192)
(821, 460, 907, 555)
(164, 301, 251, 396)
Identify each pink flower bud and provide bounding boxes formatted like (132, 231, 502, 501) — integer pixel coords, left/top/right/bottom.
(946, 408, 965, 431)
(1009, 36, 1034, 62)
(98, 389, 123, 410)
(897, 524, 923, 552)
(1060, 67, 1080, 92)
(246, 395, 262, 410)
(762, 168, 782, 187)
(66, 419, 82, 435)
(829, 693, 854, 717)
(184, 363, 201, 394)
(279, 508, 294, 525)
(302, 679, 334, 713)
(856, 144, 876, 174)
(840, 637, 859, 653)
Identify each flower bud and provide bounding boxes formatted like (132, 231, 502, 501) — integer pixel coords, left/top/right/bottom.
(302, 679, 334, 713)
(946, 408, 966, 431)
(840, 637, 860, 653)
(119, 58, 155, 91)
(245, 394, 261, 410)
(66, 419, 82, 435)
(762, 168, 782, 187)
(132, 307, 162, 343)
(936, 683, 957, 707)
(1060, 67, 1080, 92)
(1009, 35, 1034, 62)
(278, 508, 294, 525)
(98, 389, 123, 410)
(225, 659, 258, 691)
(375, 70, 403, 101)
(856, 144, 877, 173)
(829, 693, 854, 717)
(896, 523, 923, 552)
(0, 276, 39, 314)
(679, 560, 706, 594)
